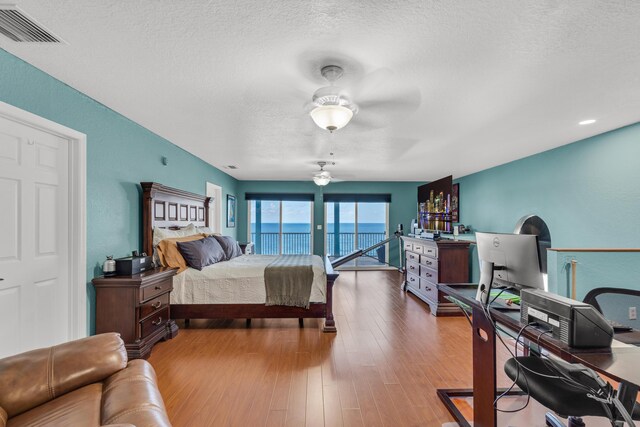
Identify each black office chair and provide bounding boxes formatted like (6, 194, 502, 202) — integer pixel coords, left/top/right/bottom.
(505, 356, 640, 426)
(504, 288, 640, 427)
(583, 288, 640, 334)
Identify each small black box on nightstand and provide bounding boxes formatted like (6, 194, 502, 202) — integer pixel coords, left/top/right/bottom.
(115, 255, 154, 276)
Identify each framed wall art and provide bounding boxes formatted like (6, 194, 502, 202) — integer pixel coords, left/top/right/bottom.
(226, 194, 236, 228)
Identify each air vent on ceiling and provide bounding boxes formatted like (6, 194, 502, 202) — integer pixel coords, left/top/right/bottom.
(226, 165, 238, 169)
(0, 5, 63, 43)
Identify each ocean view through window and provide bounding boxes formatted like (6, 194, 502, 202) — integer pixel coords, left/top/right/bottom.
(325, 202, 388, 268)
(249, 200, 312, 254)
(247, 197, 388, 264)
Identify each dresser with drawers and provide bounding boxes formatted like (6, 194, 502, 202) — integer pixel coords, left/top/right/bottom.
(93, 267, 178, 359)
(402, 236, 471, 316)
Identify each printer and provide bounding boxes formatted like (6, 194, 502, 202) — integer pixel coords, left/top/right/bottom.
(520, 288, 613, 348)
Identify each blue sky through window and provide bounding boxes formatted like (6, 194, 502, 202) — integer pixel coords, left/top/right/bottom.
(325, 202, 385, 224)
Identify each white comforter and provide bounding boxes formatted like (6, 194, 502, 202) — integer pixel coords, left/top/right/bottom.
(171, 254, 327, 305)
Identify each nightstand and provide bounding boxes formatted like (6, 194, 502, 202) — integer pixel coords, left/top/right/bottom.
(92, 267, 178, 359)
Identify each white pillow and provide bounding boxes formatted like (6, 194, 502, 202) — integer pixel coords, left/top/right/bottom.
(152, 223, 197, 248)
(196, 226, 220, 236)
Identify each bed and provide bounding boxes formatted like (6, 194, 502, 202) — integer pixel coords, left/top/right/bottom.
(141, 182, 339, 332)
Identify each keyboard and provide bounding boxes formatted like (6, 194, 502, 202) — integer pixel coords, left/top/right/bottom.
(490, 297, 520, 311)
(489, 289, 521, 311)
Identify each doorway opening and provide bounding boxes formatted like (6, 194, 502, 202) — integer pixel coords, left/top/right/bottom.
(206, 182, 222, 234)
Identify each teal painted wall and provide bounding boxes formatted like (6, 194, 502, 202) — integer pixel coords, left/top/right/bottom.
(0, 48, 238, 334)
(547, 250, 640, 328)
(547, 250, 640, 297)
(237, 181, 420, 268)
(457, 123, 640, 296)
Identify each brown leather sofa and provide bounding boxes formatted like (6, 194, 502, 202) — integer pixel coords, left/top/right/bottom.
(0, 333, 171, 427)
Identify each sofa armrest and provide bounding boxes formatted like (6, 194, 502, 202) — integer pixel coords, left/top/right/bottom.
(0, 333, 127, 418)
(101, 359, 171, 427)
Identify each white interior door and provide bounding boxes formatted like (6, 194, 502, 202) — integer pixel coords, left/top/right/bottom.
(206, 182, 222, 234)
(0, 115, 71, 357)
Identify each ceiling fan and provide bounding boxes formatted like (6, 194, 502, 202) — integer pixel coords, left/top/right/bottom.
(304, 60, 422, 133)
(308, 65, 358, 132)
(312, 161, 348, 186)
(313, 161, 332, 186)
(252, 54, 422, 136)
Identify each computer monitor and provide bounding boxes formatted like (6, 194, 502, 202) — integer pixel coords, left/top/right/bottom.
(475, 232, 544, 305)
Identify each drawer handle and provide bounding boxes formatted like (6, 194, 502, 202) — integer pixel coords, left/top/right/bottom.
(424, 260, 432, 265)
(424, 273, 432, 277)
(410, 265, 415, 270)
(154, 285, 162, 290)
(152, 316, 163, 326)
(152, 301, 162, 309)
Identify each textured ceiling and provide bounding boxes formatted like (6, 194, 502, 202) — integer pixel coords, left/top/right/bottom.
(2, 1, 640, 182)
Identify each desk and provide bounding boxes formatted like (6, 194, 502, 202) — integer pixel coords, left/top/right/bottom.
(437, 284, 640, 427)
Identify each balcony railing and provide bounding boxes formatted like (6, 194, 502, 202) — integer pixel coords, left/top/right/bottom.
(251, 232, 311, 255)
(327, 232, 387, 257)
(250, 231, 387, 257)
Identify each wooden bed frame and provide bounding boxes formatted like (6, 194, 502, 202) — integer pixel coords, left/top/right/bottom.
(141, 182, 339, 332)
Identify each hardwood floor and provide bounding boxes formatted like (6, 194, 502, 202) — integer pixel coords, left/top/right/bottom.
(147, 271, 484, 426)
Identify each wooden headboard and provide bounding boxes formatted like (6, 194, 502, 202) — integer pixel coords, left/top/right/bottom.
(141, 182, 210, 255)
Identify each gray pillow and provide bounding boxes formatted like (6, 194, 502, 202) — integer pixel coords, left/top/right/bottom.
(213, 235, 243, 260)
(177, 236, 226, 270)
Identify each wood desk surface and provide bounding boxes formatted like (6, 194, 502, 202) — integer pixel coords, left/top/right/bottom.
(439, 283, 640, 388)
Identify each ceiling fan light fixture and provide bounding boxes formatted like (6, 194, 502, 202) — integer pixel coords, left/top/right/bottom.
(310, 105, 354, 132)
(313, 162, 332, 186)
(313, 174, 331, 186)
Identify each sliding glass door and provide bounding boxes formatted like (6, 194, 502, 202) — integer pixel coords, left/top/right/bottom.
(281, 201, 312, 254)
(248, 199, 313, 255)
(325, 201, 388, 268)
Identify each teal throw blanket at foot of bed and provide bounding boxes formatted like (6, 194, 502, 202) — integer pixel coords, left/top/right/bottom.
(264, 255, 315, 309)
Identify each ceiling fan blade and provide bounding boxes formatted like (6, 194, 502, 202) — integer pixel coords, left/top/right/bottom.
(348, 68, 422, 129)
(350, 68, 395, 99)
(242, 64, 317, 114)
(351, 92, 421, 130)
(357, 92, 421, 111)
